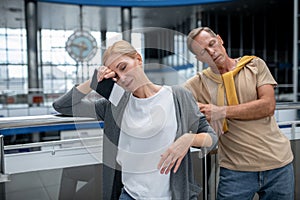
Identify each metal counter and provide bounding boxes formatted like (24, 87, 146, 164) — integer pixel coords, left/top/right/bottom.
(0, 115, 104, 200)
(0, 111, 299, 200)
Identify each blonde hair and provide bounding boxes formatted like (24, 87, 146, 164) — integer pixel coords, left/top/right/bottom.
(187, 27, 217, 55)
(102, 40, 138, 66)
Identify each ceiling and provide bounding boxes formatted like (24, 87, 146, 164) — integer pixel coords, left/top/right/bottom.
(0, 0, 289, 32)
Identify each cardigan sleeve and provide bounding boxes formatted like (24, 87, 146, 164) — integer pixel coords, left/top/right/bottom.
(172, 85, 218, 155)
(187, 88, 218, 154)
(52, 85, 108, 120)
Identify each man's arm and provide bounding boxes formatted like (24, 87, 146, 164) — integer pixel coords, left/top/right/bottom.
(226, 84, 275, 120)
(199, 84, 276, 121)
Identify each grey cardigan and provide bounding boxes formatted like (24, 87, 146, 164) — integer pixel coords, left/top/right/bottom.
(53, 85, 217, 200)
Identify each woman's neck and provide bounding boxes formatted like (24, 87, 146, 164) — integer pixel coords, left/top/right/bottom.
(133, 83, 162, 98)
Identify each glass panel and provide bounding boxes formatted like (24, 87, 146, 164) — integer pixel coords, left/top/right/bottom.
(0, 28, 6, 34)
(7, 50, 25, 64)
(7, 35, 23, 50)
(0, 50, 7, 63)
(8, 65, 27, 78)
(50, 49, 71, 65)
(0, 65, 8, 89)
(0, 37, 6, 49)
(5, 65, 27, 92)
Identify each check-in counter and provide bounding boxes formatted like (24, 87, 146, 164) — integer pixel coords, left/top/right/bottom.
(0, 115, 104, 200)
(1, 113, 297, 200)
(0, 115, 205, 200)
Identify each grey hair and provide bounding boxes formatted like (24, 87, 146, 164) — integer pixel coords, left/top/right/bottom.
(187, 27, 217, 55)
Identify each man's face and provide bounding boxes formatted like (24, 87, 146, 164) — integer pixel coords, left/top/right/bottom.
(191, 31, 226, 69)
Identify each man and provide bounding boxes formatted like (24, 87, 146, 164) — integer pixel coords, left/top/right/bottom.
(184, 27, 294, 199)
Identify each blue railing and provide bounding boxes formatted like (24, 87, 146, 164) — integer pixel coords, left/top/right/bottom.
(38, 0, 233, 7)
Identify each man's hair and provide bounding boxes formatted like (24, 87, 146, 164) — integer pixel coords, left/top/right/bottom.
(187, 27, 217, 55)
(103, 40, 138, 66)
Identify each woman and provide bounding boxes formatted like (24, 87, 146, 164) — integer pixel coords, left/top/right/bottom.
(53, 40, 217, 200)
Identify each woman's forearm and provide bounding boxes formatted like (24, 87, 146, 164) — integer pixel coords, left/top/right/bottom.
(76, 79, 93, 94)
(191, 133, 213, 147)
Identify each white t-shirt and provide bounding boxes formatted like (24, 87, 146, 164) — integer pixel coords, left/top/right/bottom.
(116, 86, 177, 200)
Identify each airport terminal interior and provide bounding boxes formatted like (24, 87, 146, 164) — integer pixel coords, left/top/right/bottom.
(0, 0, 299, 199)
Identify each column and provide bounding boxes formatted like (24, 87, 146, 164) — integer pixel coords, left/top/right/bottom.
(121, 7, 132, 43)
(25, 0, 41, 106)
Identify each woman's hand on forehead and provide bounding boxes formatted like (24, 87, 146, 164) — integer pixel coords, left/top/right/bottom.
(96, 66, 118, 82)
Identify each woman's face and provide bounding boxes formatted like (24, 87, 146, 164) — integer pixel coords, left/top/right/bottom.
(107, 54, 141, 76)
(106, 54, 146, 92)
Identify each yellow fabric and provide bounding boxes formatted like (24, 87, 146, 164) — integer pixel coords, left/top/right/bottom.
(202, 68, 224, 105)
(203, 55, 256, 132)
(202, 68, 228, 131)
(222, 55, 256, 105)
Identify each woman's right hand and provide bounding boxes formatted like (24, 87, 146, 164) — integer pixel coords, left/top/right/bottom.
(97, 66, 118, 82)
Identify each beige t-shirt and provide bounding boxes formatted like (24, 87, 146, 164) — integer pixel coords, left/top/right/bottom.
(184, 57, 293, 171)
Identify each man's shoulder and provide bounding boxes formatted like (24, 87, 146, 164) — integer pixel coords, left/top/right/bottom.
(242, 56, 265, 65)
(238, 56, 267, 72)
(185, 72, 204, 83)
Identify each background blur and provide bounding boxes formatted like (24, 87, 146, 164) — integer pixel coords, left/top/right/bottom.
(0, 0, 295, 117)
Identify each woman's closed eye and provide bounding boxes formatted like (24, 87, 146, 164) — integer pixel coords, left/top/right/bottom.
(116, 62, 127, 71)
(120, 64, 127, 71)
